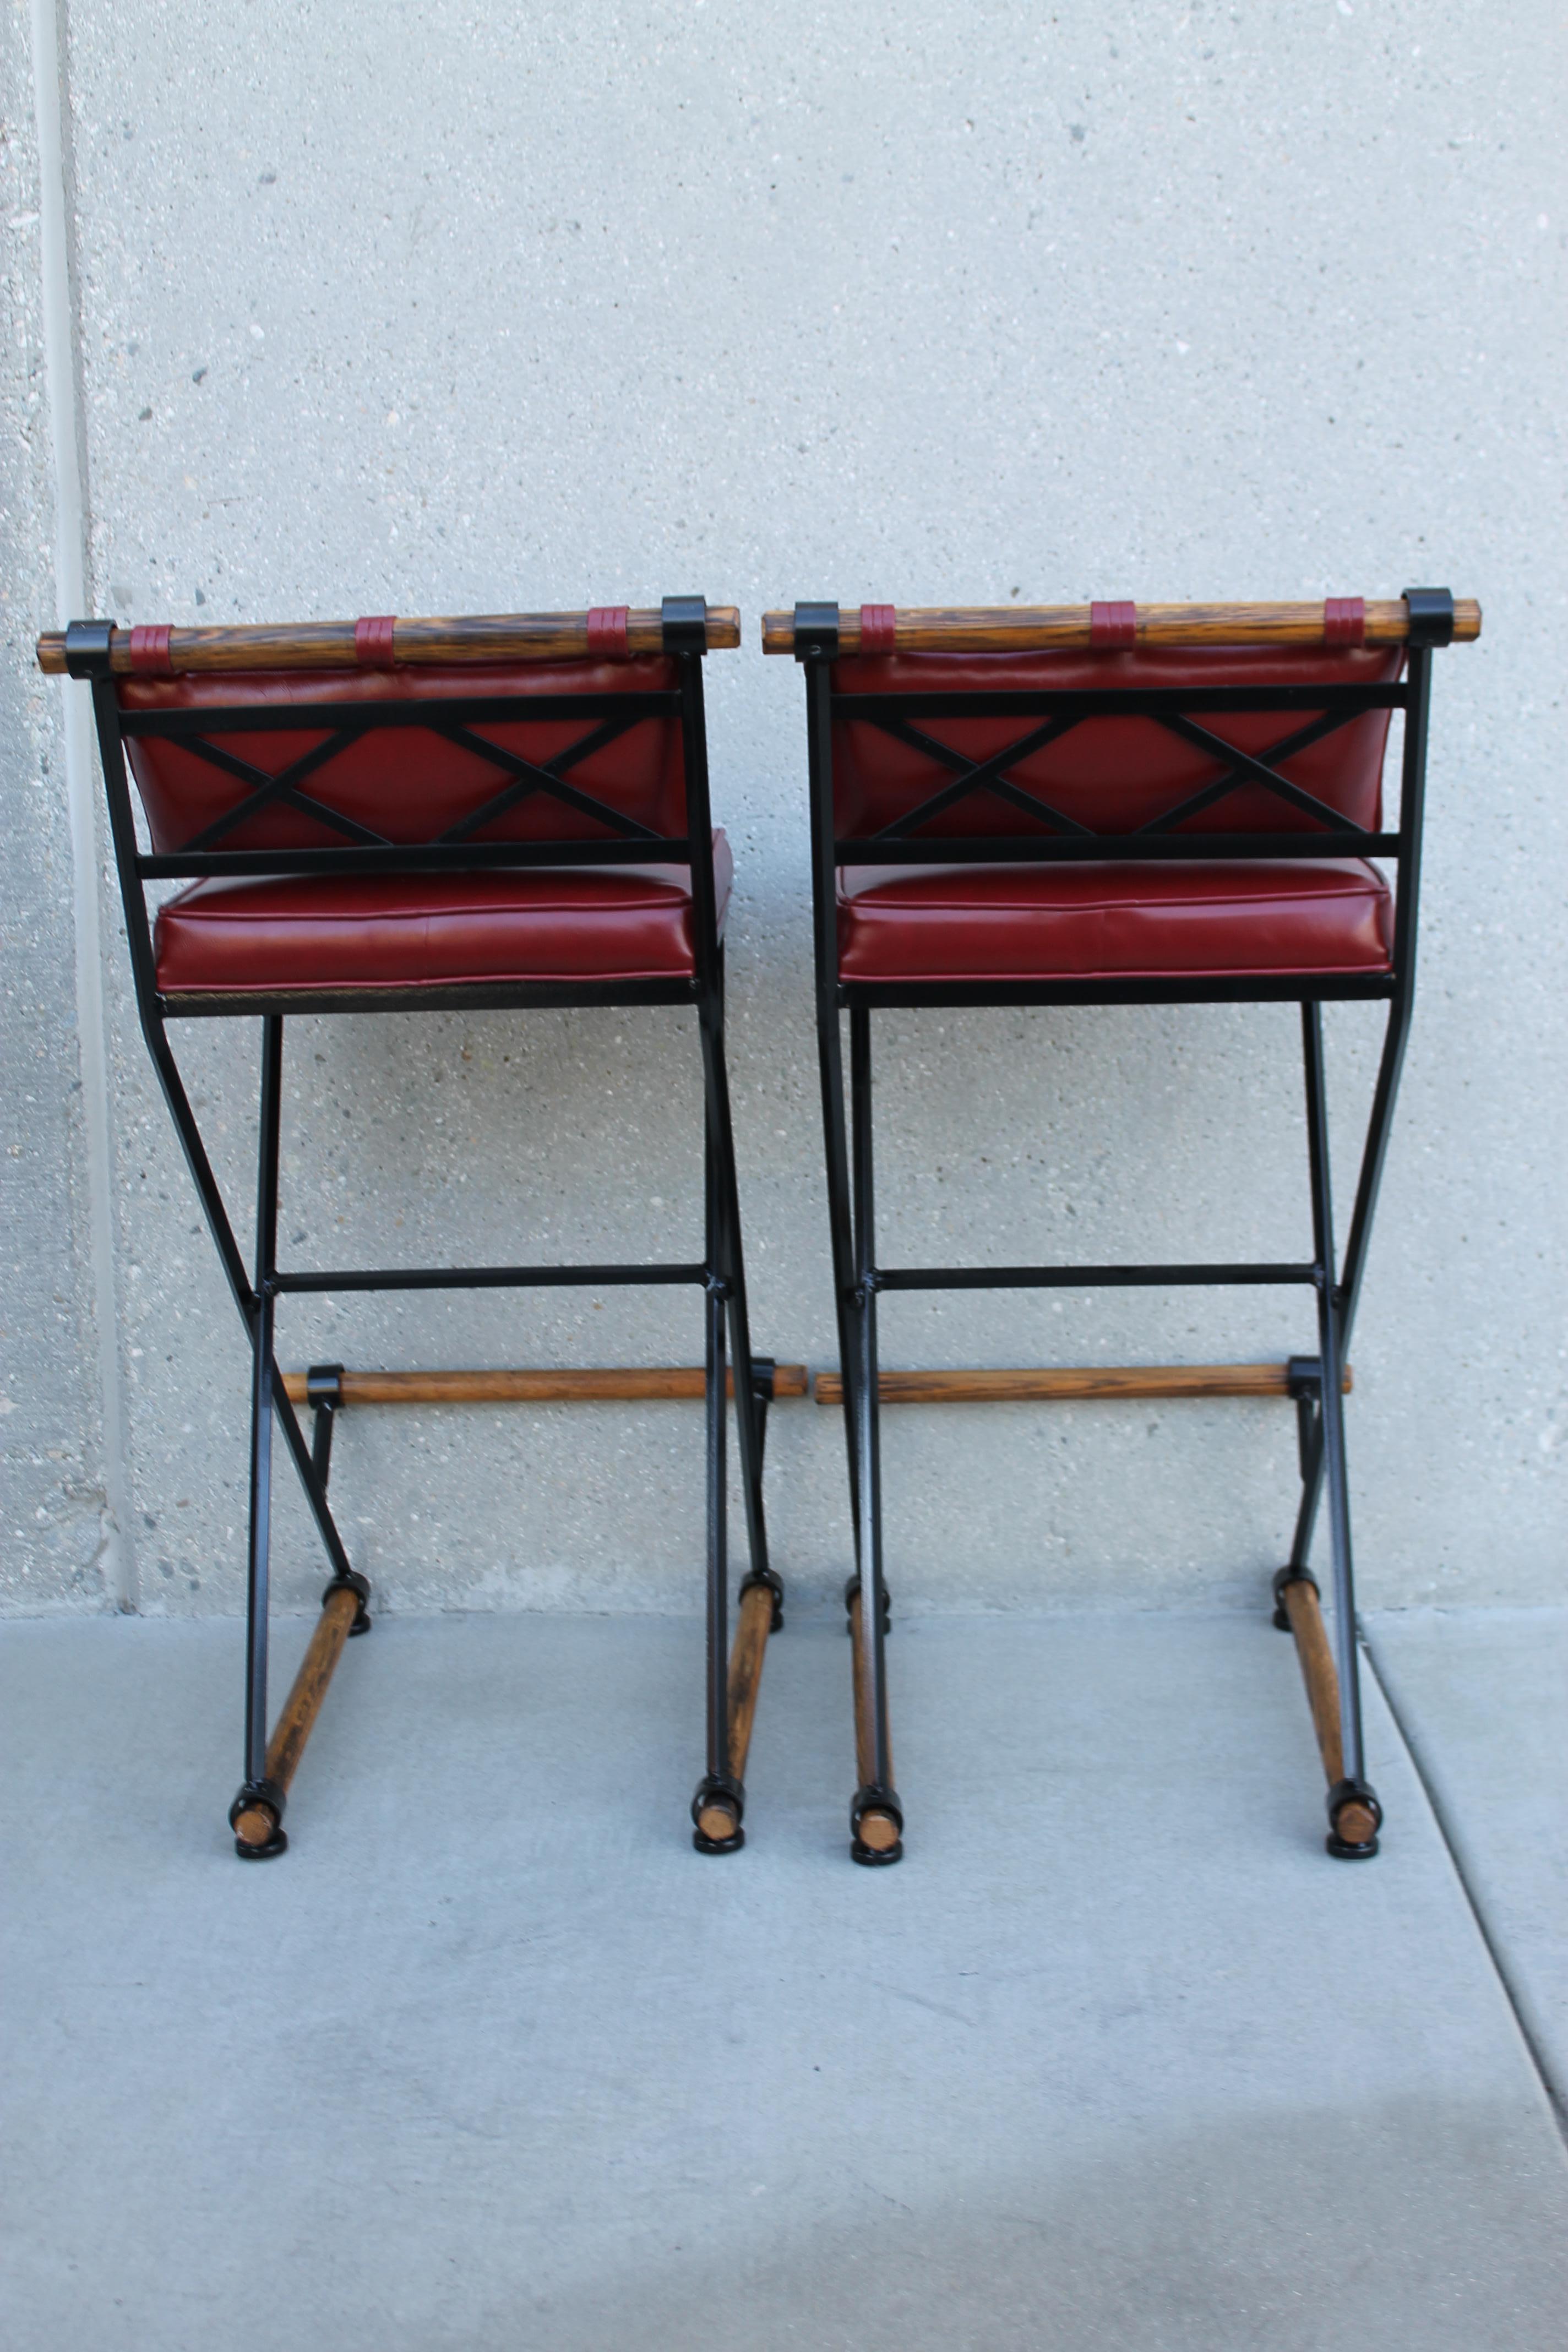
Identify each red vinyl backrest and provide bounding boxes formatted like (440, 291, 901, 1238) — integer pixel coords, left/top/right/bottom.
(117, 656, 685, 854)
(829, 645, 1405, 840)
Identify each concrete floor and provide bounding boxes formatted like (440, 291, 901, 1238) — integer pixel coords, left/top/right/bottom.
(1366, 1607, 1568, 2119)
(2, 1605, 1564, 2351)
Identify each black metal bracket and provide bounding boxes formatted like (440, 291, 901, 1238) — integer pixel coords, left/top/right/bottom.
(1285, 1353, 1324, 1494)
(1402, 587, 1456, 649)
(793, 601, 841, 662)
(1326, 1775, 1382, 1859)
(739, 1565, 786, 1634)
(64, 618, 116, 680)
(660, 595, 709, 656)
(690, 1770, 745, 1854)
(323, 1565, 373, 1635)
(228, 1776, 288, 1860)
(746, 1354, 777, 1475)
(1272, 1561, 1321, 1631)
(305, 1360, 344, 1489)
(850, 1783, 904, 1866)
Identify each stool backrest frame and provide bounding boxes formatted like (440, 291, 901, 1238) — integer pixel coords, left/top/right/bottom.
(56, 598, 731, 1023)
(782, 593, 1468, 1012)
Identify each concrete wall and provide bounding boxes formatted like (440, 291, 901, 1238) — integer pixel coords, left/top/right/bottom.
(4, 0, 1564, 1619)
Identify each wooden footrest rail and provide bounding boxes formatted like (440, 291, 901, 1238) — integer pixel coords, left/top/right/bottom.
(281, 1365, 809, 1406)
(232, 1582, 366, 1854)
(814, 1362, 1351, 1405)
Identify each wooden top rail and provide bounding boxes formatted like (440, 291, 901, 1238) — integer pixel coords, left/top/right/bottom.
(759, 599, 1482, 656)
(813, 1363, 1351, 1405)
(36, 606, 742, 677)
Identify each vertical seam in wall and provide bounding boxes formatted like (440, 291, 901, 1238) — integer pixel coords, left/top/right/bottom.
(31, 0, 135, 1610)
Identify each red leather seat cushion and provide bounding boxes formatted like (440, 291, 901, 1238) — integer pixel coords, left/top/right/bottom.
(837, 857, 1392, 983)
(156, 835, 731, 995)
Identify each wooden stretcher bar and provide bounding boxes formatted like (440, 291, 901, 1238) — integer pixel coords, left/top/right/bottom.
(231, 1586, 361, 1852)
(812, 1363, 1351, 1406)
(281, 1364, 809, 1406)
(759, 598, 1481, 656)
(36, 606, 742, 675)
(691, 1581, 779, 1846)
(1276, 1576, 1379, 1849)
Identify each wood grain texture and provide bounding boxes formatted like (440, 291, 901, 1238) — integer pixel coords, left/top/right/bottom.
(695, 1797, 741, 1841)
(36, 607, 742, 675)
(266, 1586, 361, 1795)
(1280, 1576, 1345, 1789)
(760, 599, 1481, 655)
(813, 1363, 1352, 1405)
(231, 1585, 361, 1849)
(281, 1364, 808, 1406)
(725, 1582, 776, 1785)
(847, 1587, 893, 1799)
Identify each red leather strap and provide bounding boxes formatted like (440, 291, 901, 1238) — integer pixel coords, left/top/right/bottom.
(859, 605, 897, 654)
(1090, 601, 1137, 650)
(128, 624, 174, 676)
(586, 606, 630, 659)
(354, 615, 398, 667)
(1323, 597, 1366, 648)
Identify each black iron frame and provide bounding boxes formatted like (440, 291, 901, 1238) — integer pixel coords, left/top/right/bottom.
(796, 591, 1456, 1861)
(67, 597, 776, 1857)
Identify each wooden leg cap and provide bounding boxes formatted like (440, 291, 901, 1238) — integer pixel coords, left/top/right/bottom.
(232, 1805, 287, 1859)
(1327, 1800, 1380, 1858)
(851, 1807, 903, 1865)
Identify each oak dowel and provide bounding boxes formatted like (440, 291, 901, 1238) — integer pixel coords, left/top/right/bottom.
(231, 1586, 361, 1848)
(1280, 1576, 1344, 1784)
(812, 1363, 1351, 1406)
(760, 599, 1482, 656)
(1279, 1578, 1376, 1845)
(694, 1795, 741, 1842)
(725, 1581, 776, 1786)
(36, 606, 742, 676)
(847, 1589, 900, 1852)
(280, 1363, 809, 1407)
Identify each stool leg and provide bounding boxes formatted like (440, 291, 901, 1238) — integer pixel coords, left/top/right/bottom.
(815, 1003, 863, 1548)
(1284, 997, 1411, 1586)
(691, 985, 784, 1851)
(1300, 1004, 1381, 1859)
(701, 981, 778, 1610)
(231, 1016, 286, 1858)
(692, 1006, 743, 1853)
(846, 1009, 901, 1864)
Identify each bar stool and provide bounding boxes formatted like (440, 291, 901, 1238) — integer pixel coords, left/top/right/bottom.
(41, 598, 780, 1858)
(765, 591, 1479, 1864)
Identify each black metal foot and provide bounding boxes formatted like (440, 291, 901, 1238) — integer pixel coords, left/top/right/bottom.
(740, 1565, 785, 1633)
(843, 1575, 892, 1637)
(690, 1772, 745, 1855)
(228, 1777, 288, 1860)
(850, 1783, 903, 1866)
(1326, 1776, 1382, 1860)
(1272, 1564, 1319, 1631)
